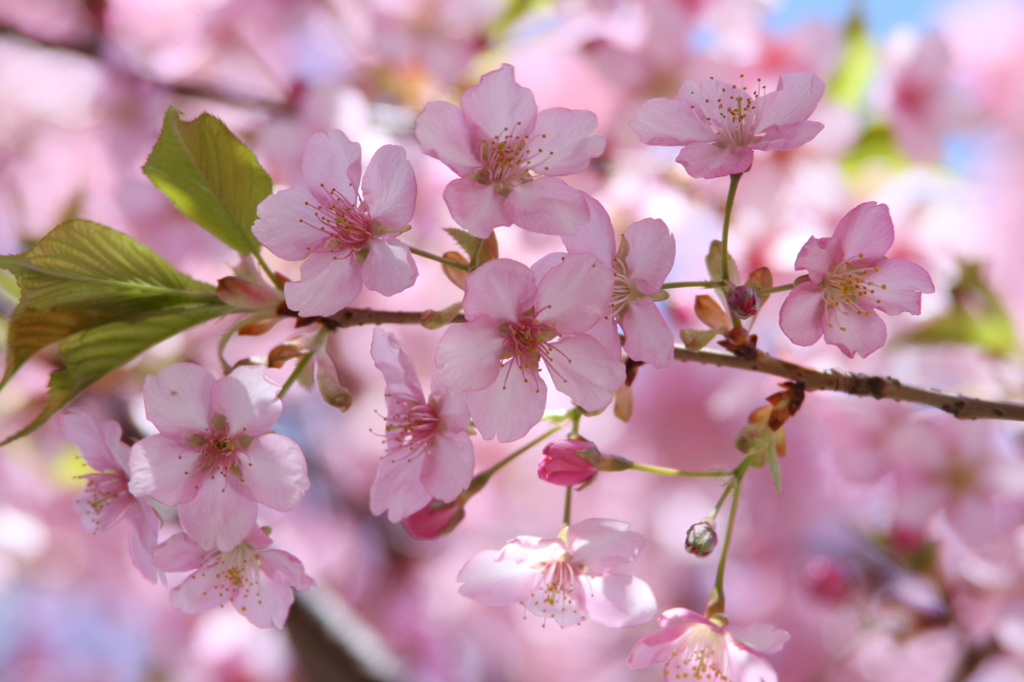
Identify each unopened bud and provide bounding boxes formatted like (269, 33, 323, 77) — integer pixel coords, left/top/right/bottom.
(727, 285, 761, 319)
(685, 520, 718, 557)
(401, 501, 464, 540)
(538, 439, 600, 486)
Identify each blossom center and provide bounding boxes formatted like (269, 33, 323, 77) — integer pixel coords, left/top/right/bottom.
(612, 259, 639, 318)
(667, 624, 730, 681)
(473, 123, 554, 196)
(203, 543, 261, 599)
(500, 315, 558, 369)
(821, 255, 887, 329)
(189, 414, 252, 481)
(699, 77, 767, 148)
(384, 398, 441, 463)
(302, 184, 373, 253)
(524, 556, 583, 625)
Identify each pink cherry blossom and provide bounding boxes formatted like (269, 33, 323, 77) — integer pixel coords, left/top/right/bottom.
(561, 195, 676, 368)
(434, 255, 625, 442)
(537, 439, 599, 487)
(415, 63, 606, 238)
(152, 526, 315, 628)
(631, 72, 825, 179)
(457, 518, 656, 628)
(370, 328, 474, 522)
(401, 500, 465, 540)
(628, 607, 789, 681)
(129, 363, 310, 551)
(253, 130, 418, 318)
(64, 409, 164, 584)
(779, 202, 935, 358)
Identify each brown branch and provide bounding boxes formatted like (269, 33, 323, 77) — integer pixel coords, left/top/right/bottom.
(674, 347, 1024, 422)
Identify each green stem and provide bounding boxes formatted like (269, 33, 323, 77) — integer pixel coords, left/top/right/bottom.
(253, 250, 284, 290)
(720, 173, 742, 283)
(759, 283, 797, 295)
(706, 456, 752, 617)
(562, 486, 573, 528)
(278, 352, 313, 398)
(409, 247, 471, 272)
(626, 461, 734, 478)
(661, 280, 725, 290)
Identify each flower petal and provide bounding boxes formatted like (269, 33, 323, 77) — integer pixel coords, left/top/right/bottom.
(63, 409, 125, 472)
(370, 452, 430, 522)
(210, 366, 282, 437)
(232, 569, 296, 628)
(529, 107, 605, 176)
(435, 318, 505, 393)
(152, 532, 207, 572)
(239, 433, 309, 511)
(128, 434, 202, 507)
(143, 363, 213, 437)
(371, 328, 424, 401)
(421, 431, 474, 503)
(870, 258, 935, 315)
(302, 130, 361, 207)
(467, 364, 546, 442)
(543, 335, 624, 412)
(631, 94, 716, 146)
(779, 283, 827, 347)
(252, 186, 329, 261)
(504, 176, 589, 235)
(675, 141, 754, 179)
(457, 549, 537, 605)
(362, 238, 417, 296)
(284, 251, 362, 317)
(568, 518, 644, 572)
(622, 299, 675, 368)
(833, 202, 894, 260)
(178, 477, 257, 551)
(415, 100, 481, 176)
(560, 194, 615, 264)
(623, 218, 675, 293)
(583, 573, 657, 627)
(462, 258, 536, 322)
(823, 304, 888, 358)
(536, 253, 610, 335)
(443, 177, 510, 237)
(757, 72, 826, 130)
(460, 64, 537, 141)
(362, 144, 416, 229)
(752, 120, 825, 151)
(727, 623, 791, 655)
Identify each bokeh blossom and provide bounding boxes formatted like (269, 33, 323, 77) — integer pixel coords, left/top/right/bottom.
(153, 526, 315, 629)
(415, 63, 605, 237)
(628, 608, 789, 681)
(435, 255, 625, 442)
(779, 202, 934, 358)
(253, 130, 418, 317)
(65, 409, 163, 584)
(129, 364, 310, 551)
(458, 518, 657, 627)
(632, 72, 825, 178)
(370, 328, 473, 522)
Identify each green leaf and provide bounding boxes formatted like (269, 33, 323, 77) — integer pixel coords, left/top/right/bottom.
(705, 240, 739, 284)
(2, 305, 230, 444)
(0, 219, 222, 389)
(143, 107, 271, 255)
(443, 228, 498, 267)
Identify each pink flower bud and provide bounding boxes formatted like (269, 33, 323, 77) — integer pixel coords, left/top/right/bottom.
(401, 501, 464, 540)
(684, 520, 718, 557)
(727, 285, 761, 319)
(538, 439, 600, 486)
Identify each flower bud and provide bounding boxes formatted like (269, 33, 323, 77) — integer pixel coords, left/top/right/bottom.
(685, 520, 718, 557)
(401, 501, 464, 540)
(727, 285, 761, 319)
(538, 439, 600, 486)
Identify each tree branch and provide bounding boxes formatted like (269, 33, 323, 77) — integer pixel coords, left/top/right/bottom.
(673, 347, 1024, 422)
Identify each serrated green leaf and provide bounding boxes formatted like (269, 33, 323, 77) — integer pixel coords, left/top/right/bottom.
(0, 220, 221, 389)
(143, 107, 271, 255)
(2, 304, 230, 444)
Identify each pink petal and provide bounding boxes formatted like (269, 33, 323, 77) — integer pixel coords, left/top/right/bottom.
(362, 144, 416, 229)
(152, 532, 207, 572)
(536, 253, 610, 334)
(178, 478, 258, 551)
(631, 95, 716, 146)
(467, 365, 547, 442)
(462, 258, 535, 322)
(371, 453, 430, 522)
(675, 142, 754, 179)
(143, 363, 213, 437)
(623, 218, 675, 293)
(457, 549, 537, 605)
(543, 335, 624, 412)
(757, 72, 826, 130)
(443, 177, 510, 238)
(171, 562, 232, 614)
(371, 328, 424, 401)
(432, 382, 471, 432)
(460, 64, 537, 141)
(622, 299, 675, 368)
(435, 318, 505, 393)
(823, 304, 889, 358)
(628, 611, 697, 669)
(582, 573, 657, 627)
(284, 251, 362, 317)
(727, 623, 791, 654)
(252, 186, 329, 261)
(232, 570, 296, 628)
(529, 108, 605, 176)
(362, 238, 417, 296)
(833, 202, 894, 260)
(792, 235, 837, 280)
(870, 258, 935, 315)
(74, 475, 133, 532)
(210, 366, 282, 437)
(504, 176, 589, 235)
(260, 548, 316, 590)
(239, 433, 309, 511)
(414, 100, 480, 176)
(420, 431, 474, 503)
(779, 283, 827, 347)
(752, 120, 825, 151)
(126, 501, 163, 584)
(63, 410, 125, 472)
(567, 518, 643, 573)
(560, 194, 615, 264)
(128, 434, 202, 506)
(302, 130, 361, 207)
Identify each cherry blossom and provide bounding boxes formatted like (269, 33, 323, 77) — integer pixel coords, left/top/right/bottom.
(537, 439, 599, 487)
(627, 608, 789, 681)
(779, 202, 935, 358)
(457, 518, 657, 628)
(152, 526, 314, 628)
(561, 195, 676, 368)
(415, 63, 606, 238)
(632, 72, 825, 178)
(129, 364, 310, 551)
(253, 130, 418, 317)
(370, 328, 474, 522)
(64, 409, 164, 584)
(435, 255, 625, 442)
